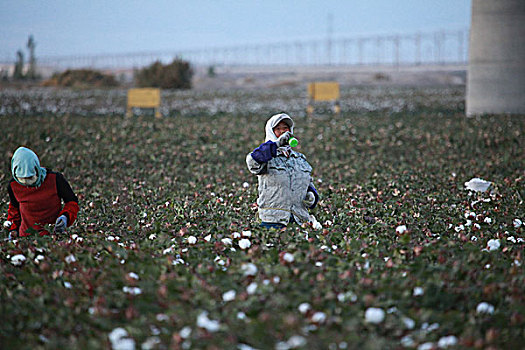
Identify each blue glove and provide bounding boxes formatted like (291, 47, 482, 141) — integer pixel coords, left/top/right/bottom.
(251, 140, 278, 164)
(54, 215, 68, 234)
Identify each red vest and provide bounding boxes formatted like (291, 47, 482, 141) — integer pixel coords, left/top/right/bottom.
(10, 173, 62, 236)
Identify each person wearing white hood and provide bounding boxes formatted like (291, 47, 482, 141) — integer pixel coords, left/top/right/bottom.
(246, 113, 319, 229)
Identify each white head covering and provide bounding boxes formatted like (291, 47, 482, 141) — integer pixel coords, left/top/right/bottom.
(265, 113, 294, 142)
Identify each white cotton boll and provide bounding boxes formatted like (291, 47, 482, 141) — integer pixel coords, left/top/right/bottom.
(11, 254, 26, 266)
(187, 236, 197, 244)
(402, 317, 415, 330)
(122, 286, 142, 295)
(396, 225, 407, 234)
(241, 263, 257, 276)
(34, 255, 45, 264)
(413, 287, 424, 296)
(484, 217, 492, 224)
(311, 312, 326, 323)
(3, 220, 12, 229)
(204, 234, 211, 242)
(507, 236, 516, 243)
(246, 282, 257, 295)
(324, 220, 333, 227)
(417, 342, 434, 350)
(127, 272, 139, 280)
(283, 252, 295, 263)
(222, 290, 236, 302)
(156, 314, 169, 322)
(400, 336, 415, 347)
(65, 255, 77, 264)
(142, 336, 160, 350)
(109, 327, 135, 350)
(454, 225, 465, 232)
(464, 178, 492, 192)
(476, 302, 494, 314)
(237, 312, 247, 320)
(315, 262, 323, 267)
(513, 219, 522, 228)
(465, 211, 476, 219)
(437, 335, 458, 348)
(287, 335, 307, 348)
(242, 230, 252, 237)
(310, 215, 322, 230)
(298, 303, 311, 314)
(179, 326, 192, 339)
(221, 238, 233, 245)
(196, 311, 220, 332)
(364, 307, 385, 324)
(487, 239, 500, 251)
(232, 232, 241, 239)
(64, 281, 72, 289)
(242, 182, 250, 188)
(238, 239, 251, 250)
(107, 236, 115, 241)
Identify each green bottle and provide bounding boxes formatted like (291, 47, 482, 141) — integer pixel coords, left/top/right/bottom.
(289, 137, 298, 147)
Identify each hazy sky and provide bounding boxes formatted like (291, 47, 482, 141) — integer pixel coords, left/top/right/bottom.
(1, 0, 471, 60)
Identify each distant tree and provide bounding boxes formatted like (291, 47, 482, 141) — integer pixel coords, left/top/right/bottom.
(135, 58, 193, 89)
(207, 65, 216, 77)
(13, 50, 24, 80)
(26, 35, 37, 80)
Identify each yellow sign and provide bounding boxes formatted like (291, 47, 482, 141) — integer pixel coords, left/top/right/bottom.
(307, 82, 340, 115)
(308, 82, 340, 101)
(127, 88, 161, 118)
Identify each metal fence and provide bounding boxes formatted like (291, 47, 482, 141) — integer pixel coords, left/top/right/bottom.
(30, 28, 468, 71)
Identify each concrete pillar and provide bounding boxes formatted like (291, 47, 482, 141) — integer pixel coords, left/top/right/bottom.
(466, 0, 525, 115)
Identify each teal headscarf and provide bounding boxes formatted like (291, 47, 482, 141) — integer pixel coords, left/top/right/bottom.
(11, 147, 47, 187)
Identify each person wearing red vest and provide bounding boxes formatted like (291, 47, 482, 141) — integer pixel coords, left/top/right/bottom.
(4, 147, 79, 238)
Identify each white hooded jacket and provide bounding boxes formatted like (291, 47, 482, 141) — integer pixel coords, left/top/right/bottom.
(246, 113, 315, 225)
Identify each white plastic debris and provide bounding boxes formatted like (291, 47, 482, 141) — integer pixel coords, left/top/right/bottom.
(464, 178, 491, 192)
(364, 307, 385, 324)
